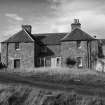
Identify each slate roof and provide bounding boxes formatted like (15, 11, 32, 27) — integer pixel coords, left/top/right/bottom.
(61, 28, 95, 41)
(2, 29, 34, 43)
(2, 28, 95, 45)
(31, 33, 67, 45)
(98, 39, 105, 45)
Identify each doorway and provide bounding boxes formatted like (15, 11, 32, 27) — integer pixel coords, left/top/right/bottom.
(51, 57, 61, 67)
(14, 59, 20, 68)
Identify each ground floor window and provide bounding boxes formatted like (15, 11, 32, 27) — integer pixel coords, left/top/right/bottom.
(38, 56, 61, 67)
(14, 59, 20, 68)
(56, 57, 61, 67)
(39, 57, 46, 67)
(77, 57, 83, 68)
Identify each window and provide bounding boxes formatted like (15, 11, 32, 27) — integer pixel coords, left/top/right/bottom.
(77, 57, 83, 68)
(77, 41, 81, 48)
(38, 57, 51, 67)
(56, 57, 61, 66)
(39, 57, 61, 67)
(46, 57, 51, 67)
(15, 42, 19, 50)
(51, 57, 61, 67)
(39, 57, 45, 67)
(14, 59, 20, 68)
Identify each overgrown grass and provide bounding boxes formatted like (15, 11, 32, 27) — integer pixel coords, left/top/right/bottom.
(28, 67, 105, 87)
(1, 68, 105, 97)
(1, 67, 105, 87)
(0, 83, 105, 105)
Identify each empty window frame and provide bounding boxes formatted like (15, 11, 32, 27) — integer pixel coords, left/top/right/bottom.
(77, 41, 81, 48)
(15, 42, 19, 50)
(14, 59, 20, 68)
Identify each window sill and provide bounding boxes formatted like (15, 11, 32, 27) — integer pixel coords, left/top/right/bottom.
(77, 46, 82, 49)
(16, 49, 20, 51)
(78, 66, 83, 68)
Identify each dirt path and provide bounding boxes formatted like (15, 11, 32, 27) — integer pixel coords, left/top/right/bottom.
(0, 72, 105, 97)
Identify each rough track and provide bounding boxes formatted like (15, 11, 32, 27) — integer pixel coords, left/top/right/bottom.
(0, 72, 105, 97)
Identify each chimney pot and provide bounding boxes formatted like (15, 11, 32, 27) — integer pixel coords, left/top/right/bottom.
(74, 19, 79, 24)
(71, 19, 81, 31)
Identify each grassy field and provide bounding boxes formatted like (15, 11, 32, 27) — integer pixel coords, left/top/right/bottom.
(0, 67, 105, 96)
(2, 67, 105, 87)
(0, 83, 105, 105)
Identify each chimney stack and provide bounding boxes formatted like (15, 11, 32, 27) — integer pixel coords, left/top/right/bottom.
(71, 19, 81, 31)
(22, 25, 32, 34)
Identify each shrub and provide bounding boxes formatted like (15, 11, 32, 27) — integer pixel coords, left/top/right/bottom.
(66, 57, 76, 67)
(0, 62, 6, 69)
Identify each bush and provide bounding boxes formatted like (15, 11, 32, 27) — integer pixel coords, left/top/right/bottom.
(0, 62, 6, 69)
(66, 57, 76, 67)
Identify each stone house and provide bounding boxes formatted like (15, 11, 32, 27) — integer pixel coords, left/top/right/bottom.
(1, 19, 99, 70)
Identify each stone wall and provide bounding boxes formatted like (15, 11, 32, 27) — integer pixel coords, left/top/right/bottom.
(1, 40, 98, 70)
(102, 44, 105, 57)
(61, 40, 98, 69)
(1, 42, 35, 70)
(90, 40, 98, 69)
(1, 43, 8, 66)
(61, 41, 88, 68)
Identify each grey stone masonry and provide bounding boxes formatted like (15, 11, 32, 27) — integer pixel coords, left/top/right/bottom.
(1, 42, 35, 70)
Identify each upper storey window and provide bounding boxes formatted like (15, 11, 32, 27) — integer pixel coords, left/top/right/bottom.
(77, 41, 81, 48)
(15, 42, 20, 50)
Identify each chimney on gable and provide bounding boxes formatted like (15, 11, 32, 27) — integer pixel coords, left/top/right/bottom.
(71, 19, 81, 31)
(22, 25, 32, 34)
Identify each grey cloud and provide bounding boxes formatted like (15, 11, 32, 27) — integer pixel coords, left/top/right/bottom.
(5, 13, 23, 21)
(0, 0, 49, 3)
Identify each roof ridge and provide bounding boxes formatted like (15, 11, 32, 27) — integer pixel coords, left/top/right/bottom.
(33, 32, 67, 36)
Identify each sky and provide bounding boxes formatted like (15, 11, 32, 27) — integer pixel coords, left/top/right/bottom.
(0, 0, 105, 43)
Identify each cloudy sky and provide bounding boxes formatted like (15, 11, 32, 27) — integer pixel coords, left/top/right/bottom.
(0, 0, 105, 42)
